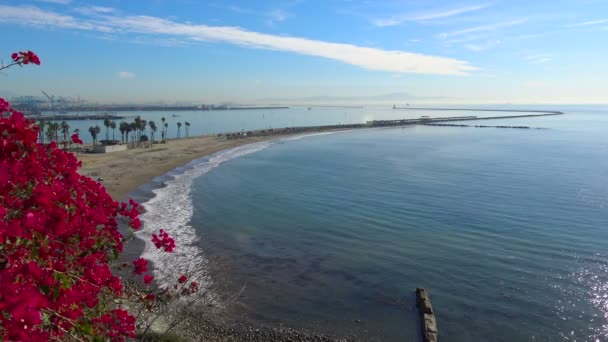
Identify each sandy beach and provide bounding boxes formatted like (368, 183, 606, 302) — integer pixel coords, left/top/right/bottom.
(78, 134, 288, 201)
(79, 133, 360, 341)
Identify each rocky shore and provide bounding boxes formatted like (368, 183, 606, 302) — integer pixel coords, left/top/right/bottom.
(123, 280, 354, 342)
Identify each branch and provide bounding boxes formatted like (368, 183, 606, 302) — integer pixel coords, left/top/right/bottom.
(0, 61, 20, 72)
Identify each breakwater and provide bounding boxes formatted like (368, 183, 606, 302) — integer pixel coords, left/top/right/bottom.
(26, 113, 131, 121)
(221, 112, 563, 139)
(394, 106, 564, 115)
(417, 288, 438, 342)
(424, 123, 545, 129)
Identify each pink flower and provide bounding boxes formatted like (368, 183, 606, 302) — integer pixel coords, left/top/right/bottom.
(178, 275, 187, 283)
(132, 257, 148, 275)
(71, 133, 83, 145)
(143, 275, 154, 284)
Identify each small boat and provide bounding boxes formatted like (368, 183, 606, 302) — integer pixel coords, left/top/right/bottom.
(172, 114, 179, 117)
(307, 107, 311, 110)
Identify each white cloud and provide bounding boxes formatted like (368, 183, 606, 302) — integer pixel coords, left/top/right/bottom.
(268, 9, 288, 22)
(0, 5, 477, 76)
(105, 15, 477, 75)
(118, 71, 136, 79)
(0, 5, 113, 32)
(36, 0, 71, 4)
(526, 54, 552, 64)
(373, 4, 489, 27)
(74, 6, 116, 16)
(440, 19, 527, 38)
(465, 40, 501, 52)
(566, 18, 608, 27)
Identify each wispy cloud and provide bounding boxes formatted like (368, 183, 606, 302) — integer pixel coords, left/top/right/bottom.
(36, 0, 71, 4)
(74, 6, 116, 16)
(465, 40, 501, 52)
(440, 19, 527, 38)
(0, 5, 477, 76)
(566, 18, 608, 27)
(222, 4, 290, 25)
(0, 5, 113, 32)
(268, 9, 288, 22)
(526, 54, 552, 64)
(118, 71, 135, 79)
(373, 4, 490, 27)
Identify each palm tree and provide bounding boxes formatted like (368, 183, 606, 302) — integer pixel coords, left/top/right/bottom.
(185, 122, 190, 137)
(161, 117, 166, 141)
(89, 126, 98, 146)
(103, 117, 111, 143)
(177, 122, 182, 138)
(60, 121, 70, 150)
(110, 121, 117, 142)
(124, 123, 132, 147)
(164, 122, 168, 142)
(45, 123, 55, 144)
(119, 121, 128, 144)
(129, 122, 137, 148)
(149, 121, 157, 144)
(46, 122, 59, 144)
(73, 128, 80, 156)
(140, 119, 147, 146)
(37, 120, 46, 144)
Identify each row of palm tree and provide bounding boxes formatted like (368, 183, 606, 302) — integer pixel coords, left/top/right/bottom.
(39, 115, 192, 150)
(159, 117, 190, 140)
(37, 120, 80, 150)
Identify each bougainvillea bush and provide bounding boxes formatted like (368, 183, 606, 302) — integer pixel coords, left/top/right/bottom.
(0, 52, 194, 341)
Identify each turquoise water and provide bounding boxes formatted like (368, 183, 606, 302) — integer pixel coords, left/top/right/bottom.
(141, 109, 608, 341)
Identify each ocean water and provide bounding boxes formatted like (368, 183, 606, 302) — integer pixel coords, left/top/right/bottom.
(39, 104, 594, 143)
(139, 108, 608, 341)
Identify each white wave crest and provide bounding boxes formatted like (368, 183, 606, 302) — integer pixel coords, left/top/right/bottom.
(137, 130, 343, 306)
(138, 140, 273, 305)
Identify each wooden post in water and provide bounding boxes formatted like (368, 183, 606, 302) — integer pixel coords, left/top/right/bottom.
(416, 288, 438, 342)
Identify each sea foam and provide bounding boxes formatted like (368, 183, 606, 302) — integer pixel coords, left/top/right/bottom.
(137, 140, 275, 305)
(137, 131, 343, 306)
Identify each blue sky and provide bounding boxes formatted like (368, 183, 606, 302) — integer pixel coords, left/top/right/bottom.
(0, 0, 607, 104)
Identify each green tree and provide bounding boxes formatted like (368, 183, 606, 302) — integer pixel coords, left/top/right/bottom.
(103, 116, 111, 142)
(37, 120, 46, 144)
(119, 121, 128, 144)
(110, 121, 117, 142)
(60, 121, 70, 150)
(89, 125, 99, 146)
(149, 120, 157, 144)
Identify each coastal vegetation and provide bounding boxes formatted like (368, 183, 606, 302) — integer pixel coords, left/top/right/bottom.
(0, 51, 200, 340)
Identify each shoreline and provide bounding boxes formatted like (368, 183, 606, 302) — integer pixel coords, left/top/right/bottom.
(78, 130, 348, 201)
(85, 130, 360, 341)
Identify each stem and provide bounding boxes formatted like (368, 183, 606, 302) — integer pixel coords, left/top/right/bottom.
(0, 61, 20, 72)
